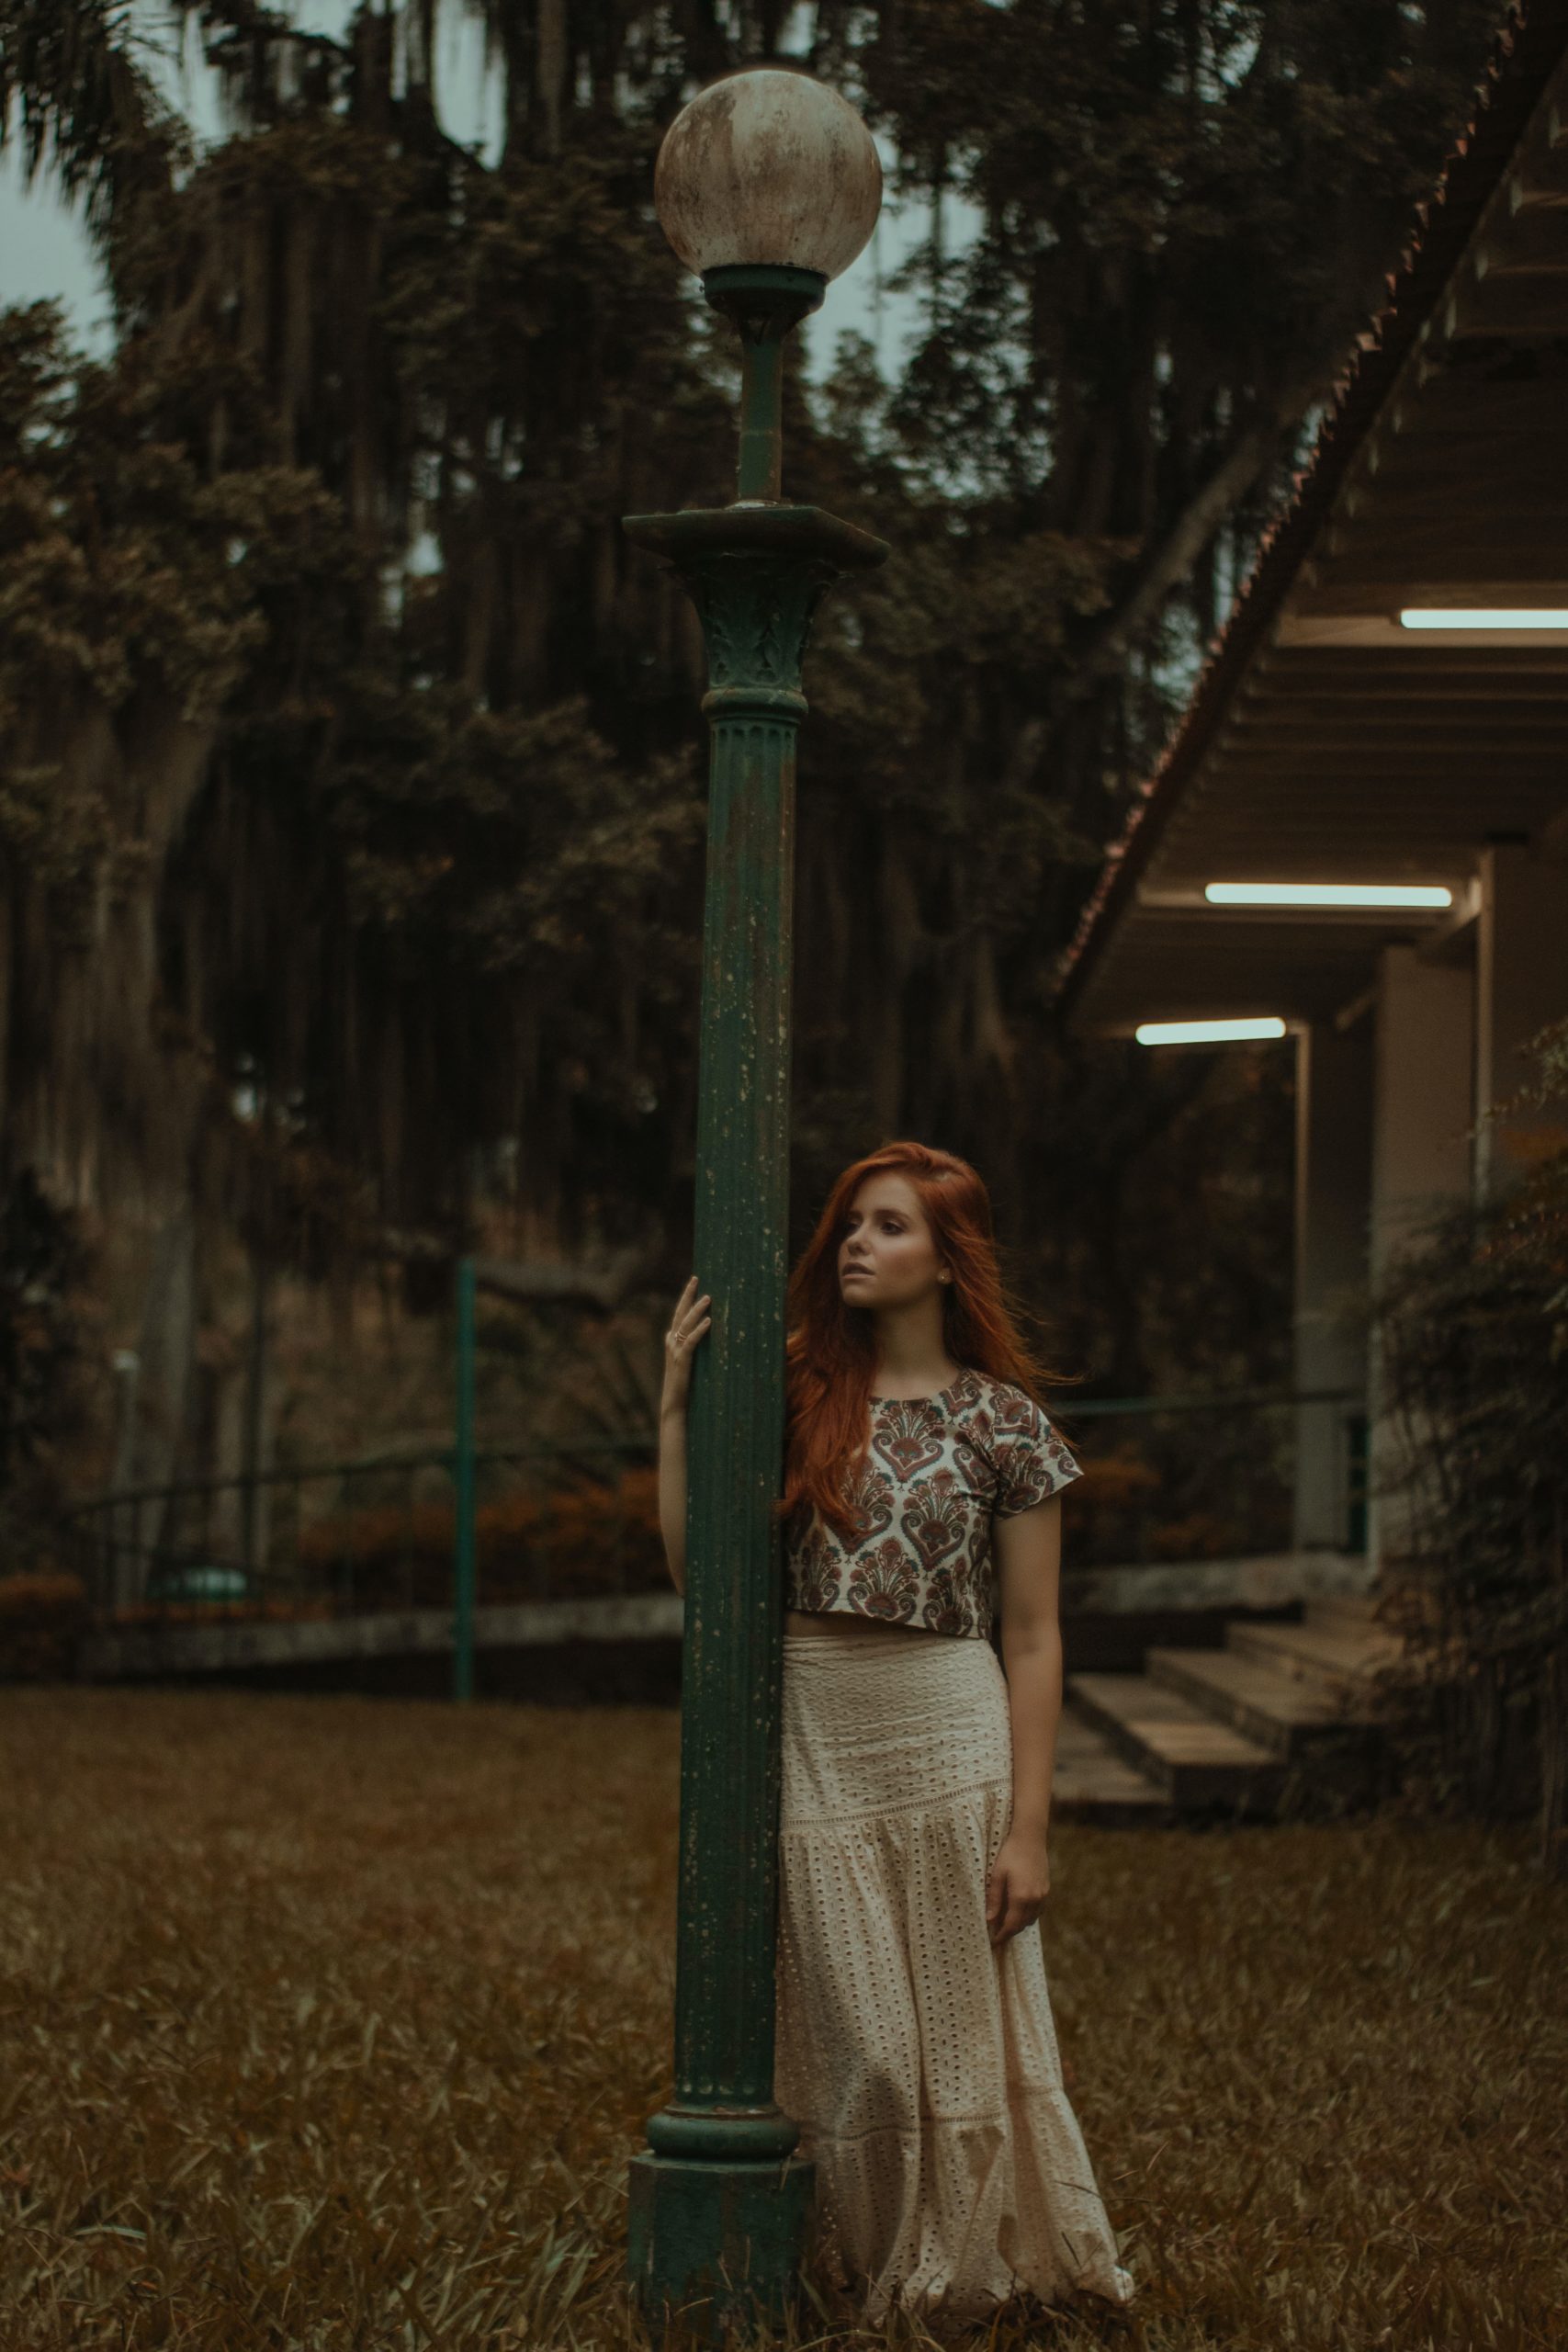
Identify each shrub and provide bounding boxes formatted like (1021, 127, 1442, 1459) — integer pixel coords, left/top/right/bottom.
(1063, 1430, 1288, 1566)
(0, 1170, 92, 1582)
(1071, 1448, 1163, 1511)
(1371, 1020, 1568, 1876)
(0, 1571, 88, 1681)
(294, 1464, 664, 1610)
(1060, 1446, 1160, 1565)
(1149, 1510, 1245, 1563)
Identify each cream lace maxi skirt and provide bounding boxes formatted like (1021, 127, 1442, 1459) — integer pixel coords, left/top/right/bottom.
(774, 1629, 1136, 2326)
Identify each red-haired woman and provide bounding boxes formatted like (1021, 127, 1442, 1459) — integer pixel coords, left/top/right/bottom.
(658, 1141, 1135, 2327)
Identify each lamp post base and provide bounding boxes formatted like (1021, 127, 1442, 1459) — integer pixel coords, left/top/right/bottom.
(626, 2151, 816, 2342)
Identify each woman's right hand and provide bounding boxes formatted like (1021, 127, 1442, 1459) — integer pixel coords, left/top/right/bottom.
(660, 1276, 712, 1420)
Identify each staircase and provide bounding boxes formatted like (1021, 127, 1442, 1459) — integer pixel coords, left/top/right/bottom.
(1053, 1593, 1402, 1826)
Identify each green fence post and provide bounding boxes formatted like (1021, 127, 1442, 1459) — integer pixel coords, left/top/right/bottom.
(454, 1254, 478, 1703)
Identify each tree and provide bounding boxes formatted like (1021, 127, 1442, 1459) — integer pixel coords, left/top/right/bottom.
(0, 0, 1507, 1523)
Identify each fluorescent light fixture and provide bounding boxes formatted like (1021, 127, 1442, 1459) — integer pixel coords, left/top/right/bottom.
(1399, 607, 1568, 629)
(1203, 881, 1452, 910)
(1135, 1017, 1288, 1046)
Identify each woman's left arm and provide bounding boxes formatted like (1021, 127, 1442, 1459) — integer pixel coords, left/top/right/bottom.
(987, 1496, 1065, 1948)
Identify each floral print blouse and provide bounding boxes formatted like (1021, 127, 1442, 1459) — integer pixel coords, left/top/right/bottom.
(783, 1366, 1083, 1642)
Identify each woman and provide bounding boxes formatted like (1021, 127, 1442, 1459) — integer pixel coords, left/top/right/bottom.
(657, 1140, 1136, 2326)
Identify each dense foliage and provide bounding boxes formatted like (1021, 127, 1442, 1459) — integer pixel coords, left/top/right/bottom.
(1372, 1021, 1568, 1871)
(0, 1165, 92, 1572)
(0, 2, 1505, 1419)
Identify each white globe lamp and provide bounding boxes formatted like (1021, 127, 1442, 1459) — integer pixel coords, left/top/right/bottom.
(654, 65, 882, 286)
(651, 68, 883, 499)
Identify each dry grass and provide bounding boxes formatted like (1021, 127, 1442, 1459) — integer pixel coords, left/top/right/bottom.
(1, 1690, 1563, 2351)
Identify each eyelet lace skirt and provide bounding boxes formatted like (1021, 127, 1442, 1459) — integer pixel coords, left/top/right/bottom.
(775, 1630, 1136, 2325)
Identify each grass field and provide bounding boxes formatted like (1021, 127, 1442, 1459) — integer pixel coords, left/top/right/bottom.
(1, 1689, 1563, 2351)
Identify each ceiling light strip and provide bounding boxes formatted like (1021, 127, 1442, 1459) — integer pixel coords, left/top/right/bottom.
(1134, 1019, 1289, 1046)
(1399, 608, 1568, 630)
(1203, 882, 1452, 909)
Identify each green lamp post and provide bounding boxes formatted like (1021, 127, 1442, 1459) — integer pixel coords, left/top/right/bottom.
(623, 65, 888, 2339)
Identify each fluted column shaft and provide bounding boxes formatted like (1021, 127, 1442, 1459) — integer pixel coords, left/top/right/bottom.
(672, 681, 800, 2127)
(622, 499, 886, 2328)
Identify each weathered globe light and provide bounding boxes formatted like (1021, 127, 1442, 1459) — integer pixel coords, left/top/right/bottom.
(654, 66, 882, 287)
(649, 69, 882, 503)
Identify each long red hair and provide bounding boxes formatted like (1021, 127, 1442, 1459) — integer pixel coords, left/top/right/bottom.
(778, 1140, 1075, 1546)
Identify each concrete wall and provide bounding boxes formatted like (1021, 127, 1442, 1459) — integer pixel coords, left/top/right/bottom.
(1292, 1021, 1373, 1552)
(1370, 943, 1475, 1276)
(1474, 842, 1568, 1199)
(1366, 943, 1476, 1569)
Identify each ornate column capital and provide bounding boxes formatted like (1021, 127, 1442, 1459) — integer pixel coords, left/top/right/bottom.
(624, 503, 888, 709)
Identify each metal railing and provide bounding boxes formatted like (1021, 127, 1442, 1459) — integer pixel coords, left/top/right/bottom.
(60, 1385, 1367, 1628)
(1057, 1384, 1368, 1564)
(60, 1435, 655, 1622)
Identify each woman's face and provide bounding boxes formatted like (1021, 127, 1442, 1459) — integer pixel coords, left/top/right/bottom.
(837, 1172, 946, 1310)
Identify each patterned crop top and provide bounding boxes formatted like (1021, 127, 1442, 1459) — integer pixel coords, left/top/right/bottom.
(782, 1366, 1083, 1642)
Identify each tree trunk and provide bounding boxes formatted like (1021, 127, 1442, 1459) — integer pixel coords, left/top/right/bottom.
(536, 0, 567, 156)
(117, 1203, 202, 1600)
(1540, 1648, 1568, 1880)
(1540, 1503, 1568, 1879)
(209, 1234, 278, 1581)
(1471, 1659, 1505, 1815)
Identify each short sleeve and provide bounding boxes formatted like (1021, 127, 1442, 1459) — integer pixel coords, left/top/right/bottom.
(992, 1397, 1084, 1516)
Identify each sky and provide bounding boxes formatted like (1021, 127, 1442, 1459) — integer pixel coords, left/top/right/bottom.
(0, 2, 953, 387)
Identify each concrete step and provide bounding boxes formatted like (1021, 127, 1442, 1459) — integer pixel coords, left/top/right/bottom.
(1304, 1590, 1382, 1639)
(1224, 1616, 1401, 1702)
(1066, 1673, 1284, 1812)
(1051, 1704, 1174, 1827)
(1306, 1587, 1441, 1644)
(1145, 1645, 1379, 1764)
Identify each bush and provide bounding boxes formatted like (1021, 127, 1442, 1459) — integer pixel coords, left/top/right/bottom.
(1371, 1020, 1568, 1875)
(1149, 1510, 1246, 1563)
(0, 1571, 88, 1681)
(1072, 1448, 1163, 1511)
(295, 1464, 665, 1610)
(1063, 1443, 1257, 1565)
(1060, 1444, 1159, 1566)
(0, 1170, 92, 1581)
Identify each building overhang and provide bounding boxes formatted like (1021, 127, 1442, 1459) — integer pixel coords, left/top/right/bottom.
(1055, 7, 1568, 1039)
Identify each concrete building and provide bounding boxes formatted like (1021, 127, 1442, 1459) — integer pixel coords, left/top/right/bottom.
(1054, 6, 1568, 1577)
